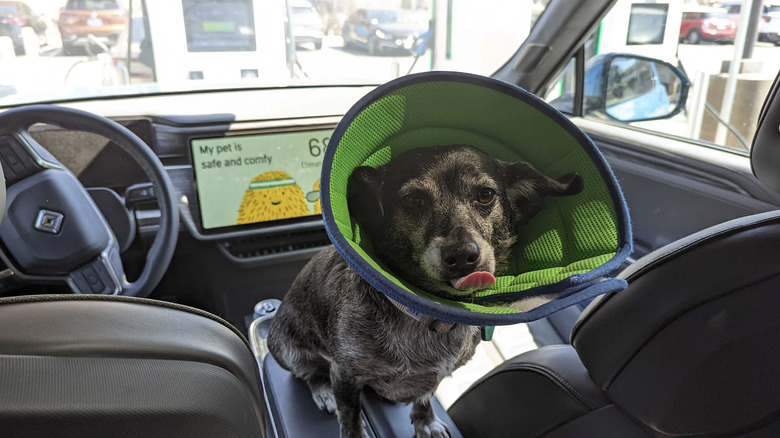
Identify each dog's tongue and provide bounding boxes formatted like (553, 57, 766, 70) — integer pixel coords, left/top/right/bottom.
(451, 272, 496, 291)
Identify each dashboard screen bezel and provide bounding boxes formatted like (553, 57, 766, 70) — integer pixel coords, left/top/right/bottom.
(186, 124, 335, 236)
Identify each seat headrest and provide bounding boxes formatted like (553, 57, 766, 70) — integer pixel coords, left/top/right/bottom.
(571, 211, 780, 436)
(751, 69, 780, 192)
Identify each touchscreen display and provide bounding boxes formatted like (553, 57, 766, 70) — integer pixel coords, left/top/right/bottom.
(191, 129, 331, 230)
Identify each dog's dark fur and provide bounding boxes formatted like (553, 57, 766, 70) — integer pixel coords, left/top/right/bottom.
(268, 145, 583, 438)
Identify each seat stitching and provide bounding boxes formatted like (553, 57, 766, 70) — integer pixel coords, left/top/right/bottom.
(0, 294, 250, 348)
(500, 361, 600, 411)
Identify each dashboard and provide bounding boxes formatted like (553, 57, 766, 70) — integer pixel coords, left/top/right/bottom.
(1, 86, 374, 325)
(30, 113, 343, 267)
(14, 85, 376, 306)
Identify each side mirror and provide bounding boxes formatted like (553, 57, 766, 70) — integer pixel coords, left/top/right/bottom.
(587, 53, 690, 122)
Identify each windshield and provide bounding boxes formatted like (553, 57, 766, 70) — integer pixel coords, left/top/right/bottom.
(0, 0, 548, 107)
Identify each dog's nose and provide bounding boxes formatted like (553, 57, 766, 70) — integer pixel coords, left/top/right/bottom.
(442, 242, 481, 273)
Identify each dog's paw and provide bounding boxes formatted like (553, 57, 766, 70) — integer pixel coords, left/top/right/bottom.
(310, 385, 337, 414)
(413, 417, 451, 438)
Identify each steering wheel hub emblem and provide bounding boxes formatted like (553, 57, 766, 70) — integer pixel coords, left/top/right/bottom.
(34, 209, 64, 234)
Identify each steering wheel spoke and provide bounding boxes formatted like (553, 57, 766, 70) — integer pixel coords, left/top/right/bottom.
(67, 238, 126, 295)
(0, 130, 62, 186)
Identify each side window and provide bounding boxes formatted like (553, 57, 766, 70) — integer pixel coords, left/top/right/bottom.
(542, 58, 575, 113)
(544, 1, 775, 154)
(543, 31, 600, 114)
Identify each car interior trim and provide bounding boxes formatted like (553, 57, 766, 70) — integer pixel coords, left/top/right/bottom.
(12, 131, 63, 171)
(225, 116, 344, 133)
(617, 210, 780, 282)
(496, 0, 617, 93)
(215, 239, 328, 267)
(574, 117, 753, 173)
(592, 131, 780, 205)
(573, 46, 585, 118)
(601, 144, 775, 208)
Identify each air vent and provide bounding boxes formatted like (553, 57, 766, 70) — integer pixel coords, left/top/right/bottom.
(221, 228, 331, 260)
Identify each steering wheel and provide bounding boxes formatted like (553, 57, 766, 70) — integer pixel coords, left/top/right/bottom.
(0, 105, 178, 297)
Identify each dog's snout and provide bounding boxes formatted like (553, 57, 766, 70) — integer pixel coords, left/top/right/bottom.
(442, 242, 480, 273)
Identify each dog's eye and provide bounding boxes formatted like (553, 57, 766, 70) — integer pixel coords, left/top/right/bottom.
(402, 194, 425, 209)
(477, 188, 496, 204)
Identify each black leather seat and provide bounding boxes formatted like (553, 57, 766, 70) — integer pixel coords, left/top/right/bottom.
(448, 65, 780, 438)
(0, 294, 266, 438)
(449, 211, 780, 437)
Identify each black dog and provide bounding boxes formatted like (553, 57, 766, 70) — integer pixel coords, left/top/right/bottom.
(268, 145, 583, 438)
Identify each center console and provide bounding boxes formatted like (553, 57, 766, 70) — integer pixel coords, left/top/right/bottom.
(248, 300, 464, 438)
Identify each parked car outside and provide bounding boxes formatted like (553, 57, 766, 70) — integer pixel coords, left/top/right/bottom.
(717, 1, 780, 43)
(291, 0, 324, 50)
(342, 8, 426, 55)
(761, 4, 780, 44)
(0, 5, 24, 53)
(679, 7, 736, 44)
(0, 0, 48, 54)
(58, 0, 128, 55)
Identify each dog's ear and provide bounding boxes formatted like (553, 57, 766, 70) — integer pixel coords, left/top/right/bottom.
(505, 162, 583, 224)
(348, 166, 386, 229)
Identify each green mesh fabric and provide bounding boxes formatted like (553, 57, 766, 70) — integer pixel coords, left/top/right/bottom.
(329, 81, 619, 315)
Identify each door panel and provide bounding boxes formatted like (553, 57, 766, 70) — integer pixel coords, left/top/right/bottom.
(529, 120, 780, 346)
(592, 134, 780, 259)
